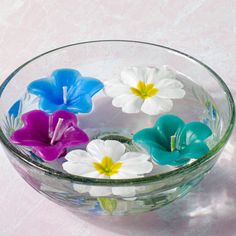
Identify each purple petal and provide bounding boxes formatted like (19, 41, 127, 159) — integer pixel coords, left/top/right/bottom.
(51, 110, 78, 141)
(10, 128, 48, 146)
(32, 142, 65, 161)
(61, 127, 89, 146)
(52, 110, 77, 126)
(10, 110, 50, 145)
(10, 109, 88, 162)
(21, 110, 49, 131)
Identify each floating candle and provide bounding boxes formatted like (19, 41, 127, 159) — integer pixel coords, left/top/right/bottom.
(62, 139, 153, 197)
(105, 66, 186, 115)
(10, 110, 89, 161)
(27, 69, 104, 114)
(133, 114, 212, 166)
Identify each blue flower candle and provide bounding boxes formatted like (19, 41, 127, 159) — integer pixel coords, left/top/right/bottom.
(27, 68, 104, 113)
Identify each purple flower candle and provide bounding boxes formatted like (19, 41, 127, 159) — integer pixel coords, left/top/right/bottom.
(10, 110, 89, 161)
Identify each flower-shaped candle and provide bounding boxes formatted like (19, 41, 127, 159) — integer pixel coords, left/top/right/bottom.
(28, 69, 104, 113)
(105, 66, 185, 115)
(10, 110, 89, 161)
(133, 114, 212, 166)
(63, 139, 153, 197)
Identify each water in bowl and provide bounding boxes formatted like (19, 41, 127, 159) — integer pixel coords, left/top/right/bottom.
(2, 72, 222, 215)
(3, 72, 221, 173)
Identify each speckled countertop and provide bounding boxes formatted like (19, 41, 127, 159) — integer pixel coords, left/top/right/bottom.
(0, 1, 236, 235)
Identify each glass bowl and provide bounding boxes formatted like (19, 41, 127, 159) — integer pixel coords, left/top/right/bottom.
(0, 40, 234, 216)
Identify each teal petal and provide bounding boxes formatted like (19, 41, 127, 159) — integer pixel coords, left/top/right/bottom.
(133, 114, 212, 166)
(133, 128, 166, 152)
(177, 122, 212, 146)
(180, 140, 209, 159)
(150, 148, 181, 165)
(154, 114, 185, 149)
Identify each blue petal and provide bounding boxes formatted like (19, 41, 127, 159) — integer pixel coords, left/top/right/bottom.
(28, 78, 58, 102)
(67, 94, 93, 113)
(154, 114, 185, 149)
(180, 140, 209, 159)
(52, 69, 81, 102)
(39, 98, 67, 113)
(68, 77, 104, 100)
(52, 68, 81, 89)
(28, 69, 104, 114)
(8, 100, 21, 117)
(176, 122, 212, 146)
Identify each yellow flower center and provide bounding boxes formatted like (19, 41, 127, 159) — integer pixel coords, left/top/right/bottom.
(130, 81, 159, 99)
(93, 156, 123, 176)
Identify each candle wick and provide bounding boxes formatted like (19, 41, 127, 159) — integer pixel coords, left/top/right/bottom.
(50, 118, 64, 145)
(62, 86, 68, 104)
(170, 135, 176, 152)
(48, 115, 53, 138)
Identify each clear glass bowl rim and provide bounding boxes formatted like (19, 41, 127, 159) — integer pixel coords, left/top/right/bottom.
(0, 40, 235, 186)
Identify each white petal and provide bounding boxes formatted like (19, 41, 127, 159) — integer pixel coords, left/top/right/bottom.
(122, 96, 143, 114)
(119, 162, 153, 175)
(105, 82, 130, 97)
(119, 153, 153, 174)
(63, 150, 95, 176)
(64, 149, 91, 162)
(73, 184, 91, 193)
(146, 67, 160, 84)
(120, 67, 147, 87)
(112, 94, 134, 107)
(63, 161, 95, 176)
(156, 66, 176, 81)
(157, 88, 186, 99)
(86, 139, 126, 162)
(141, 97, 173, 115)
(89, 186, 112, 197)
(156, 78, 184, 90)
(86, 139, 106, 161)
(112, 186, 136, 197)
(112, 94, 143, 113)
(104, 140, 126, 162)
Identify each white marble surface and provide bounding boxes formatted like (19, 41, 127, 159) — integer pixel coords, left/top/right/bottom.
(0, 1, 236, 235)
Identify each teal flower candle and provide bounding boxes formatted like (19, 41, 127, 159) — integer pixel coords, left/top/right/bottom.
(133, 114, 212, 166)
